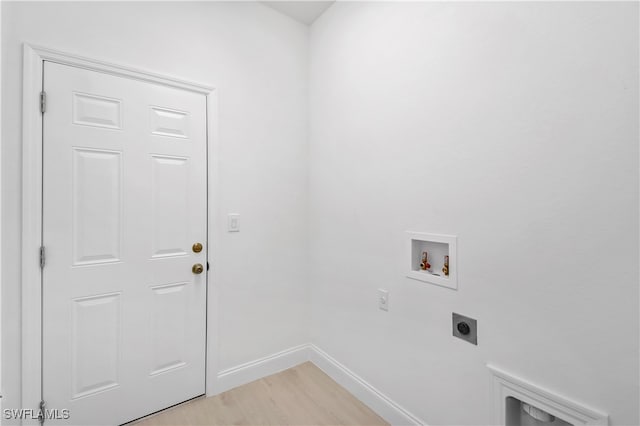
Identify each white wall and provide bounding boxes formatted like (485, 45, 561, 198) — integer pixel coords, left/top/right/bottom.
(0, 0, 3, 417)
(1, 1, 309, 412)
(3, 2, 639, 425)
(309, 2, 638, 425)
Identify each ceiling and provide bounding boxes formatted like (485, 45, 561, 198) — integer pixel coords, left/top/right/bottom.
(261, 1, 335, 25)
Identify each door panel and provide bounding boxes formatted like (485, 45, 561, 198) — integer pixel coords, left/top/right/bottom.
(71, 292, 122, 399)
(150, 282, 188, 375)
(72, 148, 123, 265)
(42, 61, 207, 425)
(151, 155, 190, 258)
(72, 92, 122, 130)
(149, 106, 190, 138)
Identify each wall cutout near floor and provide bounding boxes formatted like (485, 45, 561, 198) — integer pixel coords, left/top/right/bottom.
(489, 365, 609, 426)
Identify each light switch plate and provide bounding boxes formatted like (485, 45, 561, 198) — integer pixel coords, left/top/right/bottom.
(228, 214, 240, 232)
(378, 289, 389, 311)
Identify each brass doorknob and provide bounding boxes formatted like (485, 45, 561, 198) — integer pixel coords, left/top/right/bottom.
(192, 242, 203, 253)
(192, 263, 204, 274)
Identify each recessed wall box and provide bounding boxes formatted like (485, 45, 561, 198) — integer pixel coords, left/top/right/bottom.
(488, 365, 609, 425)
(407, 232, 457, 290)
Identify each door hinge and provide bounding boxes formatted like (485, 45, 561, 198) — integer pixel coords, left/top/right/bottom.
(40, 246, 46, 269)
(40, 91, 46, 114)
(38, 400, 46, 425)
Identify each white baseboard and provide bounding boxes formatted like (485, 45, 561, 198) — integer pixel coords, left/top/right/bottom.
(214, 343, 425, 425)
(215, 344, 311, 394)
(309, 345, 425, 426)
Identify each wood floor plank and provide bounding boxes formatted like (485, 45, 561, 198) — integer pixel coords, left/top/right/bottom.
(130, 362, 388, 426)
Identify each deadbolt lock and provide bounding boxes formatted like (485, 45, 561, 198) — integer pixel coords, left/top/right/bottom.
(192, 242, 203, 253)
(192, 263, 204, 274)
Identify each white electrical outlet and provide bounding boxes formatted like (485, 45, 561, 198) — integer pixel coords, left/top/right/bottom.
(378, 289, 389, 311)
(228, 213, 240, 232)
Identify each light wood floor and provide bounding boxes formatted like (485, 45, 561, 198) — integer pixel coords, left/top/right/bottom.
(131, 362, 388, 426)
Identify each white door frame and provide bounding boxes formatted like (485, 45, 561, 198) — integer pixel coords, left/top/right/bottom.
(21, 44, 220, 420)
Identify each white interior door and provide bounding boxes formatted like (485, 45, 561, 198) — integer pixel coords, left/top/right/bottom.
(42, 61, 207, 425)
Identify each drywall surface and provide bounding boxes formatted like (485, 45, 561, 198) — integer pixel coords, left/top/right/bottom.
(309, 2, 638, 425)
(0, 0, 3, 417)
(1, 1, 309, 411)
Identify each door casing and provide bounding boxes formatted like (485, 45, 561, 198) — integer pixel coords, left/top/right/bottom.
(21, 44, 220, 422)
